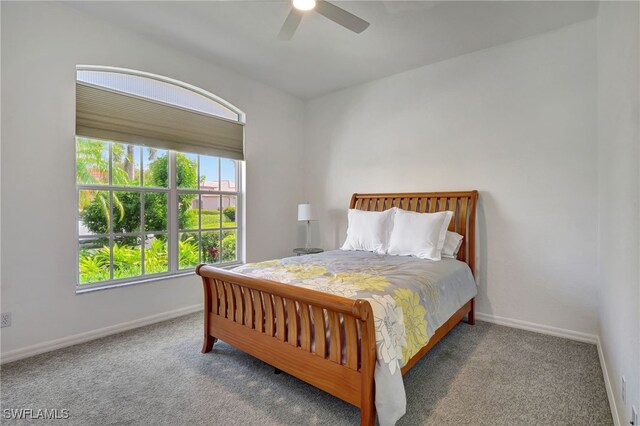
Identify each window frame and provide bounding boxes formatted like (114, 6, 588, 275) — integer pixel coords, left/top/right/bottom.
(76, 143, 244, 293)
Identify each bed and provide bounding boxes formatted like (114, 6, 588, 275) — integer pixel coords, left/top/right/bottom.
(196, 191, 478, 425)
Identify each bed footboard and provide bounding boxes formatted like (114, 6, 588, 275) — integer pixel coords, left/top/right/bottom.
(196, 265, 377, 426)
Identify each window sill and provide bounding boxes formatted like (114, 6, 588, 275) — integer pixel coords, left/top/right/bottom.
(75, 261, 244, 295)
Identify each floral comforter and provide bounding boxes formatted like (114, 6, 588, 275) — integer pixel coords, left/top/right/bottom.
(233, 250, 477, 425)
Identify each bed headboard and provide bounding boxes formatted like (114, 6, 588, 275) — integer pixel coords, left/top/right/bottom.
(349, 191, 478, 276)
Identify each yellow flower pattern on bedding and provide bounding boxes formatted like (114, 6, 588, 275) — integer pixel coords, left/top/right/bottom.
(394, 288, 428, 363)
(252, 260, 282, 268)
(330, 272, 390, 291)
(284, 264, 327, 279)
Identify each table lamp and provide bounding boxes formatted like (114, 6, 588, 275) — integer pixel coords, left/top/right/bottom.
(297, 203, 318, 249)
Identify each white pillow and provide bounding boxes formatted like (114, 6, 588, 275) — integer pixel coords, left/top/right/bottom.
(442, 231, 464, 259)
(387, 209, 453, 260)
(341, 208, 395, 255)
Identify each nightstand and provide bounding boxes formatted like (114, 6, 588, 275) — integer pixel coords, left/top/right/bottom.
(293, 248, 324, 256)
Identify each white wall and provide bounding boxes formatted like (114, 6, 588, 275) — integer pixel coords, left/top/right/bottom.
(304, 21, 599, 335)
(0, 2, 304, 357)
(597, 2, 640, 423)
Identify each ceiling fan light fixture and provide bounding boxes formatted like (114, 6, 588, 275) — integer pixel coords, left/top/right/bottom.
(293, 0, 316, 11)
(279, 0, 369, 40)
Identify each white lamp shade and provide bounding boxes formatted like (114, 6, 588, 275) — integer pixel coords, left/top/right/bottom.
(298, 203, 318, 221)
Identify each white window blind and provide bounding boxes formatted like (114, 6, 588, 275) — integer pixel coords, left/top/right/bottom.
(76, 82, 245, 160)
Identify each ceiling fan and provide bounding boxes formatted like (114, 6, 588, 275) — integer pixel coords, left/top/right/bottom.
(278, 0, 370, 40)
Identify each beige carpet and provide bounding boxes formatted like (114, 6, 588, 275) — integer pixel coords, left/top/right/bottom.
(0, 313, 612, 425)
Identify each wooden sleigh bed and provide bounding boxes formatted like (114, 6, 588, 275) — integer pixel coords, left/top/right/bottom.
(196, 191, 478, 425)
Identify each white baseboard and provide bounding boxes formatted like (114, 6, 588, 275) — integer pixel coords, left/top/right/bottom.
(475, 312, 598, 344)
(0, 304, 203, 365)
(597, 336, 621, 426)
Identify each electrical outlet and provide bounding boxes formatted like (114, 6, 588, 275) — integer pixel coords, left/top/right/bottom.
(631, 405, 637, 426)
(0, 312, 11, 328)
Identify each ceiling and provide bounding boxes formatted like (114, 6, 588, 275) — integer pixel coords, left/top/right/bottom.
(65, 1, 598, 100)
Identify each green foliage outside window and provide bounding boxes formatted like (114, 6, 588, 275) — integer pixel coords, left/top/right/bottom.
(79, 237, 169, 284)
(223, 206, 236, 222)
(222, 233, 236, 262)
(79, 151, 197, 235)
(77, 138, 237, 285)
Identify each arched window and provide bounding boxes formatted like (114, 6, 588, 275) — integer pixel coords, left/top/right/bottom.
(76, 66, 244, 291)
(77, 68, 241, 121)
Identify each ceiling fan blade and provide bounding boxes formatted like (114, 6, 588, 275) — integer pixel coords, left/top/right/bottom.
(278, 8, 304, 41)
(314, 1, 370, 33)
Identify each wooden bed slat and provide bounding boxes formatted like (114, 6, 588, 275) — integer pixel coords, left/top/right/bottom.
(438, 197, 448, 212)
(275, 296, 286, 342)
(448, 197, 457, 231)
(287, 299, 299, 346)
(264, 294, 275, 337)
(299, 302, 312, 351)
(244, 287, 254, 328)
(234, 285, 244, 324)
(253, 290, 264, 333)
(217, 280, 227, 318)
(418, 197, 428, 213)
(428, 197, 437, 213)
(224, 282, 235, 320)
(313, 306, 327, 358)
(209, 278, 219, 315)
(329, 312, 342, 364)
